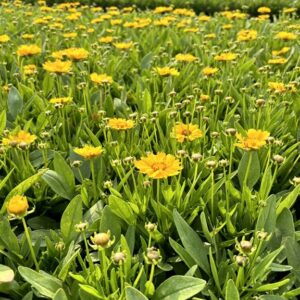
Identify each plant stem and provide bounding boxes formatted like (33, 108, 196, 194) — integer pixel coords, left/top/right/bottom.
(22, 218, 39, 271)
(90, 159, 97, 201)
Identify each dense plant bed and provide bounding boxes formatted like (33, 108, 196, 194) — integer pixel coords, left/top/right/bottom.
(0, 1, 299, 299)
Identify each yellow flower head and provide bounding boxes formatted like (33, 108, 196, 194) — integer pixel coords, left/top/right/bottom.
(268, 82, 286, 93)
(63, 32, 77, 38)
(257, 7, 271, 14)
(7, 195, 29, 217)
(107, 118, 134, 130)
(54, 48, 89, 60)
(2, 130, 37, 147)
(171, 123, 203, 143)
(23, 64, 37, 75)
(22, 34, 34, 40)
(113, 42, 134, 50)
(202, 67, 218, 76)
(0, 34, 10, 43)
(283, 8, 297, 14)
(272, 47, 290, 56)
(155, 67, 179, 77)
(200, 94, 210, 102)
(90, 73, 113, 85)
(175, 53, 197, 63)
(49, 97, 73, 104)
(99, 36, 114, 43)
(235, 129, 270, 150)
(198, 15, 211, 22)
(134, 152, 182, 179)
(43, 60, 72, 73)
(17, 44, 41, 56)
(275, 32, 297, 41)
(214, 52, 237, 61)
(237, 29, 257, 42)
(268, 57, 287, 65)
(74, 145, 103, 159)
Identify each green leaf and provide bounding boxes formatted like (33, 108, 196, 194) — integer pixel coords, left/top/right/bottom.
(285, 237, 300, 280)
(18, 266, 62, 299)
(253, 278, 290, 292)
(0, 218, 20, 253)
(142, 89, 152, 113)
(152, 276, 206, 300)
(53, 288, 68, 300)
(126, 286, 148, 300)
(108, 195, 136, 225)
(0, 110, 6, 135)
(0, 265, 14, 283)
(173, 210, 210, 274)
(225, 279, 239, 300)
(141, 52, 153, 69)
(79, 284, 103, 299)
(60, 195, 82, 244)
(255, 195, 276, 233)
(276, 185, 300, 216)
(7, 86, 23, 120)
(238, 151, 260, 189)
(0, 168, 14, 193)
(54, 153, 75, 194)
(42, 170, 74, 200)
(1, 169, 47, 213)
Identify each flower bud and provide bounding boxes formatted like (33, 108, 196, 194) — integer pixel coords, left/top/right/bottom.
(225, 128, 236, 136)
(111, 251, 126, 265)
(7, 195, 29, 217)
(75, 222, 89, 232)
(191, 153, 203, 162)
(145, 222, 157, 232)
(145, 247, 161, 265)
(272, 154, 284, 164)
(205, 160, 217, 169)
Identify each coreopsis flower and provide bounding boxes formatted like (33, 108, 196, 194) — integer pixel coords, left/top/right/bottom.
(73, 145, 103, 159)
(49, 97, 72, 104)
(214, 52, 237, 61)
(202, 67, 218, 76)
(99, 36, 114, 43)
(222, 24, 233, 30)
(268, 57, 287, 64)
(268, 82, 286, 93)
(0, 34, 10, 43)
(90, 231, 114, 250)
(22, 34, 34, 40)
(235, 129, 270, 150)
(107, 118, 134, 130)
(7, 195, 29, 217)
(23, 64, 37, 75)
(55, 48, 89, 60)
(200, 94, 210, 102)
(198, 15, 211, 22)
(155, 67, 179, 77)
(283, 8, 297, 14)
(113, 42, 134, 50)
(175, 53, 197, 63)
(275, 32, 297, 41)
(171, 123, 203, 143)
(205, 33, 216, 39)
(272, 47, 290, 56)
(63, 32, 77, 39)
(237, 29, 257, 42)
(257, 7, 271, 14)
(134, 152, 182, 179)
(2, 130, 37, 147)
(17, 44, 41, 56)
(90, 73, 113, 85)
(43, 60, 72, 73)
(153, 6, 173, 14)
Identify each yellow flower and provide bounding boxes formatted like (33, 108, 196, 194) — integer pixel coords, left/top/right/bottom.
(113, 42, 134, 50)
(268, 57, 287, 65)
(214, 52, 237, 61)
(200, 94, 210, 102)
(90, 73, 113, 85)
(17, 45, 41, 56)
(275, 32, 297, 41)
(202, 67, 218, 76)
(268, 82, 286, 93)
(272, 47, 290, 56)
(74, 145, 103, 159)
(153, 6, 173, 14)
(49, 97, 73, 104)
(222, 24, 233, 30)
(7, 195, 29, 217)
(205, 33, 216, 39)
(107, 118, 134, 130)
(198, 15, 211, 22)
(43, 60, 72, 73)
(2, 130, 37, 146)
(235, 129, 270, 150)
(134, 152, 182, 179)
(257, 7, 271, 14)
(283, 8, 297, 14)
(175, 53, 197, 63)
(23, 64, 37, 75)
(54, 48, 89, 60)
(155, 67, 179, 77)
(63, 32, 77, 38)
(99, 36, 114, 43)
(22, 34, 34, 40)
(171, 123, 203, 143)
(0, 34, 10, 43)
(237, 30, 257, 42)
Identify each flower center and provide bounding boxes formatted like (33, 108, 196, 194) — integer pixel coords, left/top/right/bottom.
(182, 129, 191, 136)
(152, 163, 167, 171)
